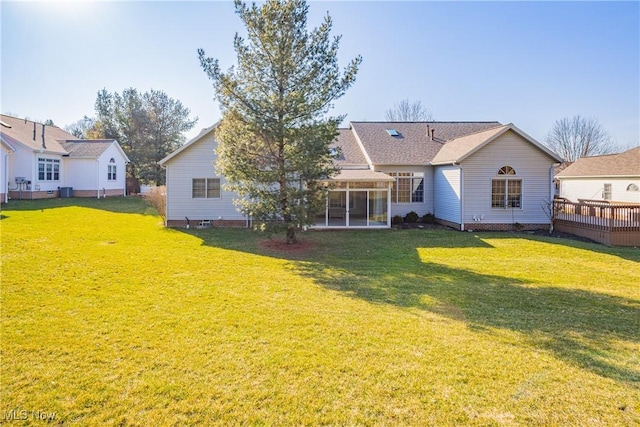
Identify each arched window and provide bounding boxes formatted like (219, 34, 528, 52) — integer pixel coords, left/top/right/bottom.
(110, 158, 115, 163)
(492, 166, 521, 208)
(497, 166, 516, 175)
(627, 183, 639, 192)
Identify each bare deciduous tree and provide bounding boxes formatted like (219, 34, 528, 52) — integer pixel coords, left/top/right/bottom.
(65, 115, 96, 139)
(385, 99, 433, 121)
(545, 115, 614, 162)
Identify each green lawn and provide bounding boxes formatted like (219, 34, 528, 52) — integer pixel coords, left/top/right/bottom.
(1, 198, 638, 426)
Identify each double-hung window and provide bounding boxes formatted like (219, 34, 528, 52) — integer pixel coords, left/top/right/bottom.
(192, 178, 221, 198)
(492, 166, 521, 208)
(389, 172, 424, 203)
(38, 158, 60, 181)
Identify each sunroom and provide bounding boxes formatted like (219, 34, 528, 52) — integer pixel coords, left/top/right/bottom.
(313, 169, 395, 228)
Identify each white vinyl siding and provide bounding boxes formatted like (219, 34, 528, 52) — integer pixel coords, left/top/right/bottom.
(63, 144, 127, 193)
(460, 130, 554, 225)
(559, 177, 640, 203)
(434, 165, 462, 226)
(164, 132, 245, 222)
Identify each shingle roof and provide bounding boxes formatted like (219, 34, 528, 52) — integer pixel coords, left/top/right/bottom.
(348, 121, 502, 165)
(332, 128, 368, 166)
(59, 140, 115, 159)
(556, 147, 640, 178)
(0, 114, 74, 154)
(431, 124, 508, 164)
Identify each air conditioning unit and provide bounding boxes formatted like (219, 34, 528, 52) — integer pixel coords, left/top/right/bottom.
(15, 177, 26, 184)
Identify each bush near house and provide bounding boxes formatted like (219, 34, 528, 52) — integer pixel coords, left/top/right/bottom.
(143, 185, 166, 221)
(421, 212, 436, 224)
(1, 198, 639, 426)
(404, 211, 420, 223)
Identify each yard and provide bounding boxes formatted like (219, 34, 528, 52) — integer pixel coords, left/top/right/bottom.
(1, 197, 638, 426)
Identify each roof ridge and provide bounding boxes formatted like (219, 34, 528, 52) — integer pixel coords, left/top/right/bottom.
(444, 123, 508, 141)
(62, 139, 115, 143)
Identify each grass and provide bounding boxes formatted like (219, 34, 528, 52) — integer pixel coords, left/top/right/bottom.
(1, 197, 639, 426)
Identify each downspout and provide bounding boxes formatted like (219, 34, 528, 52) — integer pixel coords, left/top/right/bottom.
(164, 165, 169, 226)
(3, 152, 8, 203)
(96, 159, 100, 198)
(459, 165, 464, 231)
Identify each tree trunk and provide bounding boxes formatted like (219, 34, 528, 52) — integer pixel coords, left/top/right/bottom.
(286, 227, 297, 245)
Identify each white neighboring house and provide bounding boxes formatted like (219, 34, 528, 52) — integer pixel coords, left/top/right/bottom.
(0, 114, 129, 201)
(161, 120, 563, 230)
(59, 140, 130, 198)
(555, 147, 640, 203)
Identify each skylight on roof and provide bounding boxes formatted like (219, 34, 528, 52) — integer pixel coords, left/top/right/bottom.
(386, 129, 399, 136)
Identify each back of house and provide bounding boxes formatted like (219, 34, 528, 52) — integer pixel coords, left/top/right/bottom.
(161, 120, 562, 231)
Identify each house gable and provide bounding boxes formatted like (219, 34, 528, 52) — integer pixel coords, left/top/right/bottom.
(458, 129, 558, 228)
(432, 124, 563, 165)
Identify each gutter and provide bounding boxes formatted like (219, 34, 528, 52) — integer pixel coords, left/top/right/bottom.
(96, 158, 100, 198)
(459, 166, 464, 231)
(3, 151, 10, 203)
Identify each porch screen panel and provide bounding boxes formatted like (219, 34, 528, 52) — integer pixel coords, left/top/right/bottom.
(369, 191, 388, 226)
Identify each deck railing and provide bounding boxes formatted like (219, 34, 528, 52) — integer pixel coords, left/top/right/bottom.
(553, 199, 640, 246)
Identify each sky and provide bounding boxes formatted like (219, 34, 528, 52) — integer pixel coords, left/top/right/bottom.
(1, 1, 639, 150)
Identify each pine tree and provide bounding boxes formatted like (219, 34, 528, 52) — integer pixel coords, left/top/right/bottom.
(199, 0, 361, 244)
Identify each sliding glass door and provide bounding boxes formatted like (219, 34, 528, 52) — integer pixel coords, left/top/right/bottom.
(314, 184, 389, 228)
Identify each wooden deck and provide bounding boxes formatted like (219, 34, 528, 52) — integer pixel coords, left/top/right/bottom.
(554, 200, 640, 246)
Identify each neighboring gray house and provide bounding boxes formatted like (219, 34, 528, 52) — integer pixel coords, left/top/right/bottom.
(159, 124, 249, 227)
(555, 147, 640, 203)
(160, 121, 563, 230)
(0, 114, 129, 201)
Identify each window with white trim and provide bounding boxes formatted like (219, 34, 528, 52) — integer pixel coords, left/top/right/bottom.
(389, 172, 424, 203)
(492, 166, 521, 208)
(603, 183, 612, 200)
(627, 183, 639, 192)
(107, 158, 116, 181)
(192, 178, 221, 198)
(38, 158, 60, 181)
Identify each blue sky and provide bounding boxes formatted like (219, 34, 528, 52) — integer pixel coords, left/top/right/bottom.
(2, 1, 638, 149)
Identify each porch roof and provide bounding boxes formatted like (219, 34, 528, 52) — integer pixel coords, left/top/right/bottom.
(326, 169, 395, 182)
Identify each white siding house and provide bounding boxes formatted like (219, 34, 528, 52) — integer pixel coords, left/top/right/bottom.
(159, 125, 247, 227)
(556, 147, 640, 203)
(0, 114, 129, 200)
(161, 121, 562, 230)
(61, 141, 129, 198)
(431, 124, 562, 230)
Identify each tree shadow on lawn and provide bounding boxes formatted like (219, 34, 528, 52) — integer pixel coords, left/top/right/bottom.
(293, 256, 640, 387)
(188, 227, 639, 385)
